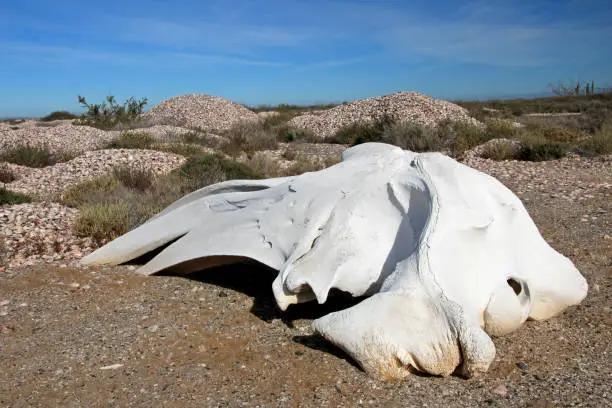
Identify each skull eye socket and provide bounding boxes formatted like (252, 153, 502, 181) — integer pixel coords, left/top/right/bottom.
(507, 278, 522, 295)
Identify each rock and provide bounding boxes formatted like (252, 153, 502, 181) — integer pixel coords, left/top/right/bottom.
(516, 361, 529, 371)
(99, 364, 124, 370)
(493, 384, 508, 396)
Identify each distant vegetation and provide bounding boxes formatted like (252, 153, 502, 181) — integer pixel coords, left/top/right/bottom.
(249, 102, 341, 113)
(40, 111, 77, 121)
(76, 95, 148, 130)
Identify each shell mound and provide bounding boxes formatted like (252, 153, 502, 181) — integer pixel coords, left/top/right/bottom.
(289, 91, 479, 138)
(142, 94, 258, 131)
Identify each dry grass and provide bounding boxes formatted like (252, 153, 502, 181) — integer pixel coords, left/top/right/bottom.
(0, 145, 75, 168)
(582, 117, 612, 154)
(0, 163, 16, 184)
(69, 154, 261, 243)
(220, 120, 279, 157)
(112, 166, 156, 192)
(151, 142, 206, 157)
(106, 131, 155, 150)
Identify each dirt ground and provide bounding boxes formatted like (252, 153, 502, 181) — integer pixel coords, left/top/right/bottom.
(1, 161, 610, 408)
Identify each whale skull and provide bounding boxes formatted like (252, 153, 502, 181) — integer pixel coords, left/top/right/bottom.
(82, 142, 588, 379)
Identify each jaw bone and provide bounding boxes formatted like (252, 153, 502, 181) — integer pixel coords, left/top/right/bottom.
(82, 142, 588, 379)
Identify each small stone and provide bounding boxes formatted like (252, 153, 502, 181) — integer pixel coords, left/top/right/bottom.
(100, 364, 124, 370)
(218, 291, 228, 297)
(493, 384, 508, 396)
(147, 325, 159, 333)
(516, 361, 529, 371)
(0, 300, 10, 306)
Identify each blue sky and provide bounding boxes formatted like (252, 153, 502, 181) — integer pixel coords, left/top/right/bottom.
(1, 0, 611, 117)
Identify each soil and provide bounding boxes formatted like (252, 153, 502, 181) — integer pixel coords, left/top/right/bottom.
(1, 162, 610, 408)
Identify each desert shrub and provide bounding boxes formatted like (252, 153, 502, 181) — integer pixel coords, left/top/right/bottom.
(112, 166, 156, 192)
(327, 116, 394, 145)
(62, 175, 121, 207)
(40, 111, 77, 121)
(0, 145, 74, 168)
(245, 153, 283, 178)
(175, 153, 261, 192)
(433, 120, 491, 155)
(220, 120, 279, 157)
(283, 154, 330, 176)
(485, 119, 520, 139)
(106, 131, 154, 149)
(281, 127, 318, 143)
(0, 164, 16, 183)
(0, 187, 31, 205)
(73, 202, 133, 243)
(180, 131, 205, 144)
(581, 117, 612, 154)
(68, 153, 263, 242)
(282, 147, 298, 161)
(153, 143, 204, 157)
(76, 95, 148, 130)
(380, 121, 442, 152)
(516, 143, 567, 161)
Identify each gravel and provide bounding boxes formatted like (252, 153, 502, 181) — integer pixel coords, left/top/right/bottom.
(142, 94, 259, 131)
(289, 92, 480, 138)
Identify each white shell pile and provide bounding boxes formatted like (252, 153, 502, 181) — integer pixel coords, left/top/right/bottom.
(4, 149, 185, 197)
(0, 202, 97, 266)
(142, 94, 259, 131)
(0, 120, 119, 154)
(289, 92, 480, 138)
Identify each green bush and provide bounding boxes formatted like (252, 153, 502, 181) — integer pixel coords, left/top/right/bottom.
(0, 145, 73, 168)
(106, 131, 154, 149)
(175, 153, 261, 192)
(40, 111, 77, 121)
(76, 95, 148, 130)
(516, 143, 567, 161)
(0, 187, 31, 205)
(327, 116, 394, 145)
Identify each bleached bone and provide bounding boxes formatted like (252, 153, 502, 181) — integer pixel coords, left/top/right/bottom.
(82, 142, 588, 379)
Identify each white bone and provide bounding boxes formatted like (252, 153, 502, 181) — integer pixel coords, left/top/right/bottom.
(82, 143, 588, 379)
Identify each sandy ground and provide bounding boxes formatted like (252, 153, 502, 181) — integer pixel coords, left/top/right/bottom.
(1, 164, 610, 408)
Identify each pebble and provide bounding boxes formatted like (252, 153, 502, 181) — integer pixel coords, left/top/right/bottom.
(99, 364, 124, 370)
(516, 361, 529, 371)
(493, 384, 508, 396)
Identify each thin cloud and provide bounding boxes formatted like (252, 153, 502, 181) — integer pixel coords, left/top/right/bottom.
(0, 42, 291, 68)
